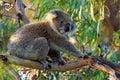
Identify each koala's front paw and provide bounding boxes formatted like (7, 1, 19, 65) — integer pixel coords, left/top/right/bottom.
(83, 55, 89, 59)
(41, 61, 51, 70)
(53, 59, 66, 65)
(79, 55, 88, 59)
(45, 63, 51, 69)
(58, 60, 66, 65)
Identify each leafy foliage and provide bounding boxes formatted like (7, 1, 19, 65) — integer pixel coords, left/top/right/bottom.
(0, 0, 120, 80)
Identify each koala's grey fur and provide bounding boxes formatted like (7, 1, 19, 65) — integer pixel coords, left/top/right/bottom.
(7, 9, 85, 69)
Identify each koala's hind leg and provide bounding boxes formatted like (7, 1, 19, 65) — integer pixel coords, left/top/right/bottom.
(26, 37, 50, 69)
(48, 49, 66, 65)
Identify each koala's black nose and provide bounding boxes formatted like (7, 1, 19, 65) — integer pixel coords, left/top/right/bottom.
(65, 23, 71, 32)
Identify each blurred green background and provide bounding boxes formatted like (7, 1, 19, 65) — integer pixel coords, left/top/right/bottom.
(0, 0, 120, 80)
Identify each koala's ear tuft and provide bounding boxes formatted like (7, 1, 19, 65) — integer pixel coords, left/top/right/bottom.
(46, 11, 58, 19)
(51, 11, 58, 19)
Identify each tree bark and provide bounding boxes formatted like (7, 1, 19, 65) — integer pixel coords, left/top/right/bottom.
(0, 54, 120, 80)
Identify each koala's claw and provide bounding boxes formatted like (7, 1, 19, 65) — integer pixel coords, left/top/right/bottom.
(53, 60, 66, 65)
(83, 55, 88, 59)
(48, 63, 52, 69)
(79, 55, 88, 59)
(40, 61, 52, 70)
(87, 52, 92, 56)
(44, 63, 51, 70)
(58, 60, 66, 65)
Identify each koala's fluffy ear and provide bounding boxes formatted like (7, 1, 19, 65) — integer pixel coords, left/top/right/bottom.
(46, 11, 58, 19)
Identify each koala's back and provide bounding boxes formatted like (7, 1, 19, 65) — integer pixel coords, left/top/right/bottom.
(7, 21, 52, 56)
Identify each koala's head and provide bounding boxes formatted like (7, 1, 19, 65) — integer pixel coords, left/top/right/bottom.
(45, 9, 77, 35)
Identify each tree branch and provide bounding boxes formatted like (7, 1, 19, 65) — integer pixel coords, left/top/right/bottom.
(105, 0, 120, 31)
(0, 54, 120, 79)
(6, 54, 88, 71)
(15, 0, 30, 28)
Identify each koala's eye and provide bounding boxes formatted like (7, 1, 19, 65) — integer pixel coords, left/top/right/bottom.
(60, 21, 63, 24)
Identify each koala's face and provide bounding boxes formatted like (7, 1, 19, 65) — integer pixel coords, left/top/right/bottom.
(46, 9, 77, 35)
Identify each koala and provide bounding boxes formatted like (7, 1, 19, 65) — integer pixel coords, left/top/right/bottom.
(7, 9, 86, 69)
